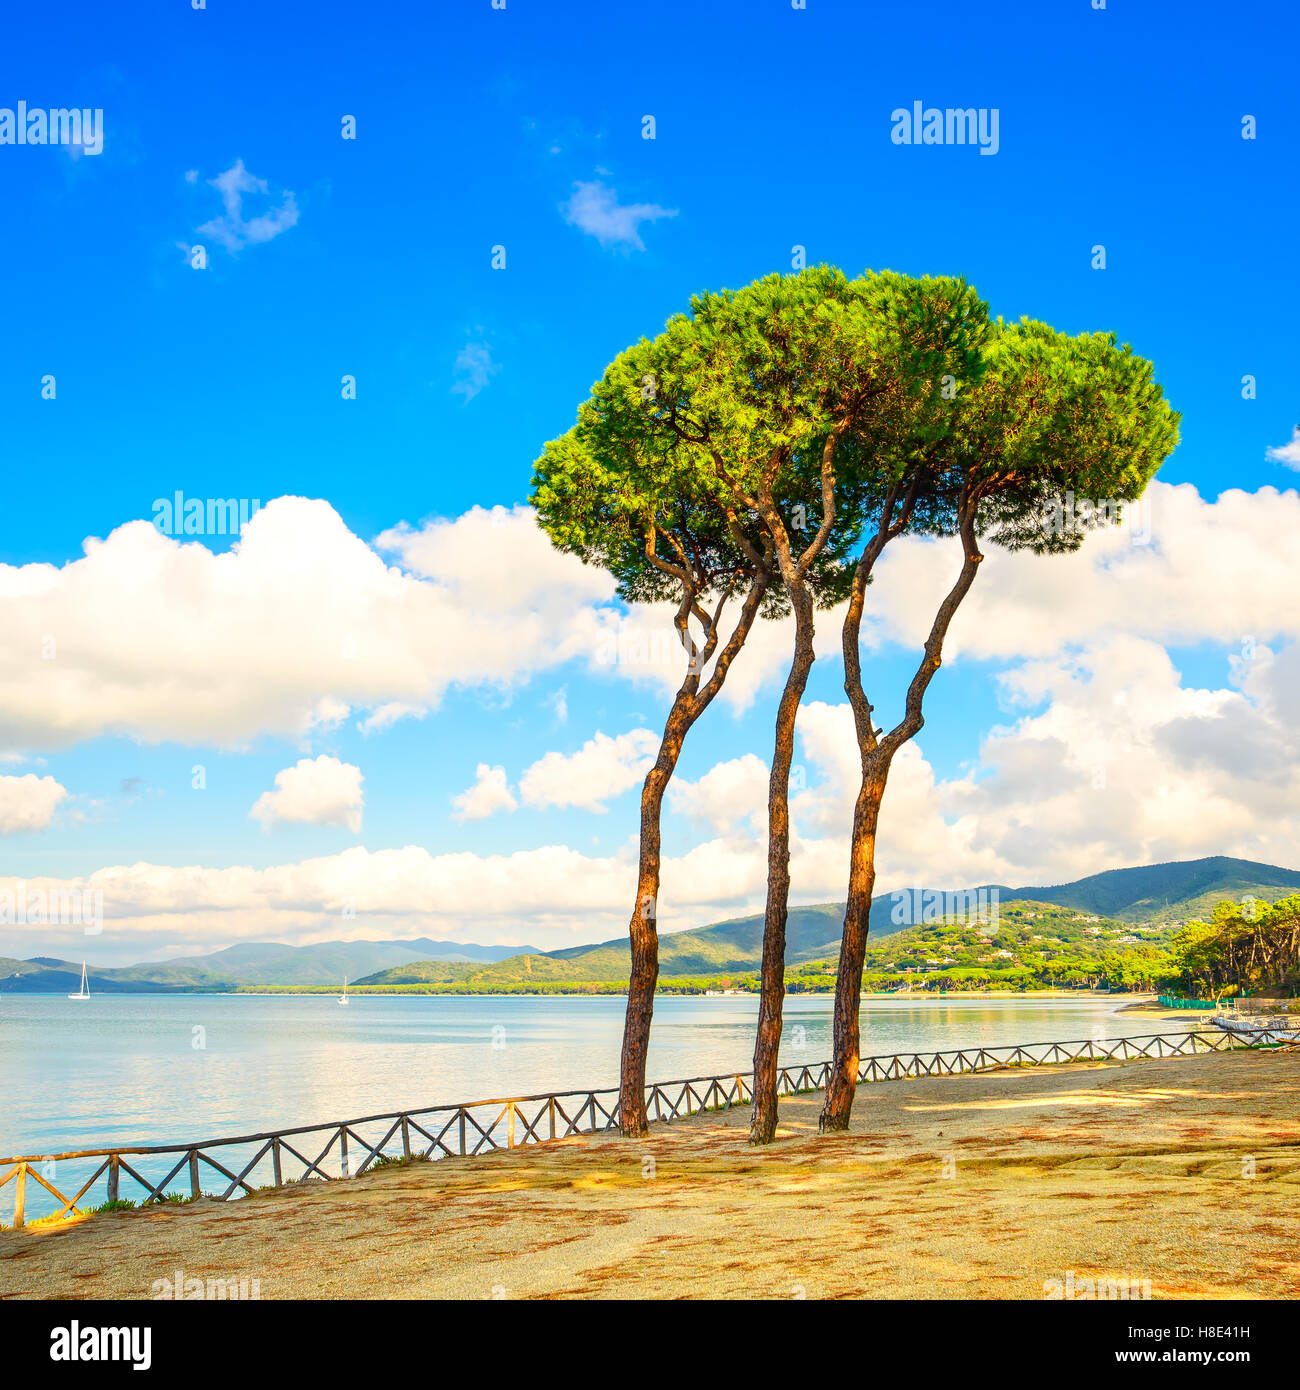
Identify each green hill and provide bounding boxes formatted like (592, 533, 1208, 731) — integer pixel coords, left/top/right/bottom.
(357, 856, 1297, 990)
(787, 900, 1172, 991)
(1006, 856, 1300, 925)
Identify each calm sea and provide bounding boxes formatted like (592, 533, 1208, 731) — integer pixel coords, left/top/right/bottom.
(0, 992, 1188, 1160)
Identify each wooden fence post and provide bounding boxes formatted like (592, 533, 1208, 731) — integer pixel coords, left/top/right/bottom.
(401, 1116, 411, 1161)
(106, 1155, 120, 1205)
(188, 1150, 201, 1199)
(13, 1164, 25, 1229)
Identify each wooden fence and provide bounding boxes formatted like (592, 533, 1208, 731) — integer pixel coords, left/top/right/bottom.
(1, 1025, 1289, 1229)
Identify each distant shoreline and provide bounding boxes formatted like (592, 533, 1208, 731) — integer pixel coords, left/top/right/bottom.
(3, 987, 1155, 1002)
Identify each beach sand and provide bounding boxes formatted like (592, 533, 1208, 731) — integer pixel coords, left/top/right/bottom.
(3, 1049, 1297, 1300)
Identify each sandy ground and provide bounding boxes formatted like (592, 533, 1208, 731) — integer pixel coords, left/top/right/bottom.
(2, 1049, 1297, 1301)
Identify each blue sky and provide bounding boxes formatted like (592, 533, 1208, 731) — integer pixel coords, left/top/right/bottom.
(2, 0, 1298, 962)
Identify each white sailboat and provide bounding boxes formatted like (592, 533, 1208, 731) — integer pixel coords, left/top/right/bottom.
(338, 976, 349, 1006)
(68, 961, 91, 1001)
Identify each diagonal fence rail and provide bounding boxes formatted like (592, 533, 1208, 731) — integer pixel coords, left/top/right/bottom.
(2, 1026, 1292, 1230)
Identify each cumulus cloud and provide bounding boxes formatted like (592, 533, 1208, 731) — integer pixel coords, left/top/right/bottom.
(10, 480, 1300, 960)
(669, 753, 769, 837)
(197, 159, 299, 252)
(791, 633, 1300, 893)
(9, 623, 1300, 959)
(561, 180, 677, 250)
(519, 728, 659, 812)
(0, 496, 815, 760)
(854, 481, 1300, 663)
(250, 756, 364, 833)
(1265, 428, 1300, 471)
(0, 773, 68, 834)
(0, 840, 764, 959)
(451, 764, 518, 822)
(0, 500, 631, 754)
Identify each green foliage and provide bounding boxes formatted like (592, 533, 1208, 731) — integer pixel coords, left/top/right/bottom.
(530, 266, 995, 612)
(1169, 895, 1300, 996)
(853, 313, 1182, 555)
(788, 900, 1173, 993)
(963, 319, 1179, 550)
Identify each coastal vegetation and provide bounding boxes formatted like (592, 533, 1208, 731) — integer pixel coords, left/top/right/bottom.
(1168, 895, 1300, 998)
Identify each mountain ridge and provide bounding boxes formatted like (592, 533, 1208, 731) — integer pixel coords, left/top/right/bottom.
(358, 855, 1300, 987)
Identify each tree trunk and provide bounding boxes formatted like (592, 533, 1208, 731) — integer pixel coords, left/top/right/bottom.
(749, 590, 817, 1145)
(619, 695, 693, 1137)
(821, 768, 885, 1131)
(818, 514, 984, 1134)
(617, 567, 772, 1137)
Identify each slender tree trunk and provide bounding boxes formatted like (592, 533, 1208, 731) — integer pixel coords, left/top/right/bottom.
(749, 589, 816, 1145)
(821, 767, 885, 1130)
(819, 511, 984, 1134)
(619, 567, 772, 1137)
(619, 696, 694, 1137)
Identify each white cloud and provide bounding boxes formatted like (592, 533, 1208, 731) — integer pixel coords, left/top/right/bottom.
(451, 340, 499, 402)
(9, 625, 1300, 960)
(791, 632, 1300, 894)
(0, 773, 68, 834)
(519, 729, 659, 812)
(1265, 429, 1300, 471)
(561, 180, 677, 250)
(0, 500, 633, 754)
(250, 756, 364, 833)
(953, 636, 1300, 875)
(0, 496, 808, 759)
(197, 159, 299, 252)
(855, 481, 1300, 663)
(669, 754, 769, 837)
(0, 840, 758, 958)
(451, 764, 518, 822)
(9, 480, 1300, 962)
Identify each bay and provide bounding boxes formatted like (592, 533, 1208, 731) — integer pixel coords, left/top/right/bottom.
(0, 992, 1190, 1159)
